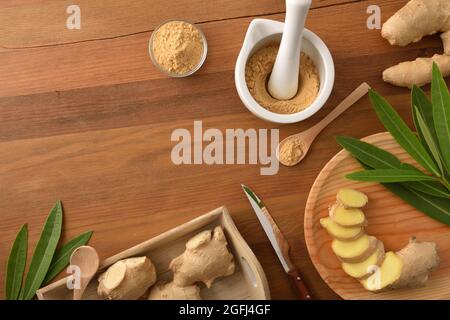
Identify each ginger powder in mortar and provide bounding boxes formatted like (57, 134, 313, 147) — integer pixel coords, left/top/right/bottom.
(245, 43, 320, 114)
(151, 21, 205, 76)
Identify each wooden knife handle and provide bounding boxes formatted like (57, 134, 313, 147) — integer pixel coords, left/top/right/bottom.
(287, 269, 314, 300)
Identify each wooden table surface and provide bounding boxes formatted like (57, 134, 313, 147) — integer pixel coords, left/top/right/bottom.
(0, 0, 447, 300)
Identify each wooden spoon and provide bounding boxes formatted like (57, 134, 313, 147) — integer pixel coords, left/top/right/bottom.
(277, 82, 370, 167)
(70, 246, 99, 300)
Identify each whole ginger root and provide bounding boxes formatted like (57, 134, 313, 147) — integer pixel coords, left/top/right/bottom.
(97, 256, 157, 300)
(381, 0, 450, 87)
(393, 237, 440, 289)
(382, 0, 450, 48)
(383, 54, 450, 88)
(170, 226, 235, 288)
(148, 281, 202, 300)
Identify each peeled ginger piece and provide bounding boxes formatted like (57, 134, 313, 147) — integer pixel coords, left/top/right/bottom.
(337, 188, 368, 208)
(332, 235, 378, 263)
(342, 242, 385, 279)
(320, 217, 363, 241)
(361, 252, 403, 292)
(329, 204, 366, 227)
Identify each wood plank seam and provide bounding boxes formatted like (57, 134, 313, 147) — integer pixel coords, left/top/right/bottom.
(0, 0, 363, 50)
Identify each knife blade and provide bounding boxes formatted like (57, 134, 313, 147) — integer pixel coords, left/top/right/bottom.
(242, 184, 313, 300)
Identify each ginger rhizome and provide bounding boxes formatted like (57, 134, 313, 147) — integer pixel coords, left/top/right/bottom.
(381, 0, 450, 87)
(96, 227, 236, 300)
(320, 217, 363, 241)
(170, 226, 235, 288)
(331, 235, 379, 263)
(337, 188, 368, 208)
(321, 188, 440, 292)
(342, 242, 385, 279)
(148, 281, 202, 300)
(97, 256, 157, 300)
(329, 204, 367, 227)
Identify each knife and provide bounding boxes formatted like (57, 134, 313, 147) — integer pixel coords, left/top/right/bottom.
(242, 184, 313, 300)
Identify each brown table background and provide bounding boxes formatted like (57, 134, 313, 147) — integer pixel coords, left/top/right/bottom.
(0, 0, 446, 299)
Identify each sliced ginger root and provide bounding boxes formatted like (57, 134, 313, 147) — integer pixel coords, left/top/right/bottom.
(361, 251, 403, 292)
(332, 235, 378, 263)
(342, 241, 385, 279)
(381, 0, 450, 87)
(148, 281, 201, 300)
(337, 188, 368, 208)
(170, 226, 235, 288)
(320, 217, 363, 241)
(329, 204, 367, 227)
(322, 188, 440, 292)
(97, 256, 157, 300)
(361, 240, 439, 292)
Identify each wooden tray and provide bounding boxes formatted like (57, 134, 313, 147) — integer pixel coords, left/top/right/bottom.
(304, 132, 450, 300)
(37, 206, 270, 300)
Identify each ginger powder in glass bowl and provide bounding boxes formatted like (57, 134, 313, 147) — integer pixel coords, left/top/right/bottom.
(149, 20, 208, 77)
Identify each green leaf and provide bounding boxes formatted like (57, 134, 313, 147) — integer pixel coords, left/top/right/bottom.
(413, 106, 444, 174)
(346, 169, 436, 183)
(411, 85, 437, 144)
(405, 180, 450, 198)
(383, 183, 450, 226)
(43, 231, 93, 284)
(431, 63, 450, 172)
(5, 224, 28, 300)
(357, 161, 450, 225)
(337, 136, 449, 197)
(336, 136, 401, 169)
(19, 201, 63, 300)
(369, 89, 441, 177)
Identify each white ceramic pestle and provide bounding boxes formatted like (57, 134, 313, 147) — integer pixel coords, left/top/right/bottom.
(268, 0, 312, 100)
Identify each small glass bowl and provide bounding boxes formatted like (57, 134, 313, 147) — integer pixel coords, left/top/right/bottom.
(149, 19, 208, 78)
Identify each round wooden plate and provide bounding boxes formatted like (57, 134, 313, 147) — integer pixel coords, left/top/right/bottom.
(304, 132, 450, 300)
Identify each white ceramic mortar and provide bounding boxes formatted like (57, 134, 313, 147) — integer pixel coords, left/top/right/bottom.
(235, 19, 335, 124)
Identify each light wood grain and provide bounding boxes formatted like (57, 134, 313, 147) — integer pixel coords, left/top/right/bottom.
(0, 0, 352, 48)
(0, 0, 427, 99)
(304, 132, 450, 300)
(36, 207, 270, 300)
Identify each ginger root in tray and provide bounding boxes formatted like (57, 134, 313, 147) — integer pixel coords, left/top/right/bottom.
(97, 256, 157, 300)
(321, 188, 440, 292)
(170, 226, 235, 288)
(148, 281, 202, 300)
(381, 0, 450, 87)
(96, 227, 236, 300)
